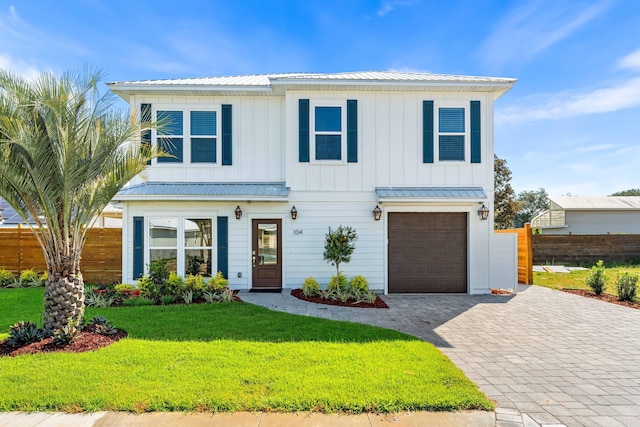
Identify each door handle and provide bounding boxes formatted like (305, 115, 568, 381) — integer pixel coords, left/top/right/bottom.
(252, 251, 256, 268)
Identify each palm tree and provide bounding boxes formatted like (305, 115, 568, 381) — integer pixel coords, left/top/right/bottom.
(0, 68, 158, 331)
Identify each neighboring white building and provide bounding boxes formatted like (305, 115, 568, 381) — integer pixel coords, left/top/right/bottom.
(532, 196, 640, 235)
(109, 71, 517, 294)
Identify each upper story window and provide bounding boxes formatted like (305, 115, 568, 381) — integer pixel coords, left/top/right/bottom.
(299, 99, 357, 164)
(309, 101, 348, 162)
(155, 107, 221, 165)
(313, 105, 344, 161)
(438, 107, 465, 161)
(423, 100, 480, 164)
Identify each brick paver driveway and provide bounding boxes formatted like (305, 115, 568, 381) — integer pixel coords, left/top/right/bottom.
(241, 285, 640, 427)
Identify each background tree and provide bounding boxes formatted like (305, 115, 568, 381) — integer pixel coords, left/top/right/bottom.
(0, 68, 159, 331)
(323, 225, 357, 276)
(611, 189, 640, 196)
(513, 188, 549, 227)
(494, 155, 519, 229)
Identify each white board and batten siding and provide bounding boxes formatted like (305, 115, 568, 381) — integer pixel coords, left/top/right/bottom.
(129, 95, 285, 183)
(285, 90, 495, 193)
(121, 195, 385, 291)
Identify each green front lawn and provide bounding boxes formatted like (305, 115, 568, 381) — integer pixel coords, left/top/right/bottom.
(0, 288, 492, 413)
(534, 265, 640, 296)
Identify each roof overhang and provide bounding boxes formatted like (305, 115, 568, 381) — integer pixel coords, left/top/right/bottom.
(375, 187, 487, 203)
(113, 182, 289, 202)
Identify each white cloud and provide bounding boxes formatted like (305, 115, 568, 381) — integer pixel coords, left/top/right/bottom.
(0, 53, 42, 80)
(618, 47, 640, 71)
(377, 0, 417, 17)
(479, 0, 612, 68)
(497, 74, 640, 124)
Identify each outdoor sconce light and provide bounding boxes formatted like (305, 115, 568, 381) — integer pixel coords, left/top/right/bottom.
(478, 204, 490, 221)
(290, 206, 298, 220)
(373, 205, 382, 221)
(234, 205, 242, 220)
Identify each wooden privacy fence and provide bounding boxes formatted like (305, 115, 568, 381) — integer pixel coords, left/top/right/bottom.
(533, 234, 640, 265)
(495, 223, 533, 284)
(0, 225, 122, 284)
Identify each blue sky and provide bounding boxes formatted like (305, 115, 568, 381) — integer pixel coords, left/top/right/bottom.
(1, 0, 638, 196)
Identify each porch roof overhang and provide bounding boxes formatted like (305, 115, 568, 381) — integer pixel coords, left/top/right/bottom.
(375, 187, 487, 203)
(114, 182, 289, 202)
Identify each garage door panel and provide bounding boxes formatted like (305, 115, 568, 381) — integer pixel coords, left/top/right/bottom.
(388, 212, 467, 293)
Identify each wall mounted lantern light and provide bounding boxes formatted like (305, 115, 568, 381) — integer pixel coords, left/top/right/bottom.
(234, 205, 242, 220)
(373, 205, 382, 221)
(478, 204, 490, 221)
(290, 206, 298, 220)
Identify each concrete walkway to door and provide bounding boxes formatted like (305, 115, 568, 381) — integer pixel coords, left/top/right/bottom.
(240, 286, 640, 427)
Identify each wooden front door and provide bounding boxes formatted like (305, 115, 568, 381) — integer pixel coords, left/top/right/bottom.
(252, 219, 282, 288)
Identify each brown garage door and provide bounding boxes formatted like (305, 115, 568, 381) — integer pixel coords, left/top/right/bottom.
(388, 212, 467, 293)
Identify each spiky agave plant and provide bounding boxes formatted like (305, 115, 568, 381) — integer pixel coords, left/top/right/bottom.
(0, 67, 161, 330)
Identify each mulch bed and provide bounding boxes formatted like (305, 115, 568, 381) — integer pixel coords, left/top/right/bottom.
(0, 324, 127, 358)
(291, 289, 389, 308)
(562, 289, 640, 309)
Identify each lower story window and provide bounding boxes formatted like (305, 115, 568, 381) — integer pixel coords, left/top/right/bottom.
(148, 217, 214, 277)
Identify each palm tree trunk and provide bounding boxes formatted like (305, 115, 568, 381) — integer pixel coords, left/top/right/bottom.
(43, 257, 84, 331)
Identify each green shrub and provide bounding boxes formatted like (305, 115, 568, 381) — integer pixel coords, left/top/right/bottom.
(586, 260, 607, 295)
(137, 275, 159, 300)
(202, 290, 218, 303)
(616, 272, 638, 301)
(88, 316, 117, 335)
(207, 271, 228, 292)
(88, 316, 110, 326)
(327, 273, 348, 293)
(114, 283, 136, 295)
(52, 319, 79, 346)
(7, 321, 44, 347)
(19, 269, 41, 287)
(182, 290, 194, 304)
(348, 275, 369, 293)
(165, 272, 184, 296)
(301, 277, 320, 297)
(0, 269, 16, 288)
(123, 297, 155, 307)
(184, 274, 206, 293)
(160, 295, 175, 305)
(217, 287, 235, 302)
(323, 225, 357, 276)
(95, 323, 117, 336)
(149, 258, 169, 288)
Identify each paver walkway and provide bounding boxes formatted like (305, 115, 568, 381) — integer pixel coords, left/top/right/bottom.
(241, 286, 640, 427)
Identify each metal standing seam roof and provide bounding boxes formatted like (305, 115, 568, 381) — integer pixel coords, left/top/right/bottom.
(375, 187, 487, 200)
(109, 71, 516, 87)
(114, 182, 289, 200)
(0, 197, 37, 226)
(550, 196, 640, 210)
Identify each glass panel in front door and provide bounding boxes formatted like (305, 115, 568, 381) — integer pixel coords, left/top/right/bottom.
(257, 223, 278, 266)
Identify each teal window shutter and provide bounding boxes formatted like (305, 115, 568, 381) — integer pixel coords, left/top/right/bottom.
(347, 99, 357, 162)
(217, 216, 228, 278)
(140, 104, 151, 165)
(222, 105, 232, 165)
(299, 99, 310, 162)
(423, 101, 434, 163)
(470, 101, 481, 163)
(133, 216, 144, 279)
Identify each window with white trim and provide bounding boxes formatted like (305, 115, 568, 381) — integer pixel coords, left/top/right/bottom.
(311, 101, 346, 162)
(155, 107, 221, 165)
(148, 217, 215, 277)
(438, 107, 466, 161)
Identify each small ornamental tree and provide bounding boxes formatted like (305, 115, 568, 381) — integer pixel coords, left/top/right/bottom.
(323, 225, 358, 276)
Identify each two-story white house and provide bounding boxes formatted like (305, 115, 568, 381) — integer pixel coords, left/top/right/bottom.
(109, 71, 517, 294)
